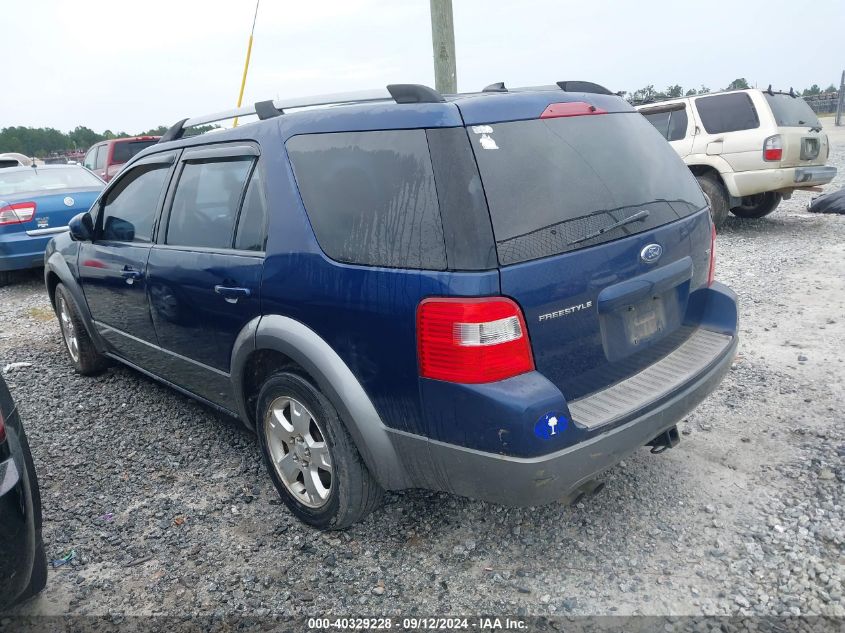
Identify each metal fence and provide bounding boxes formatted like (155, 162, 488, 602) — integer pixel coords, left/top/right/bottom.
(805, 93, 840, 114)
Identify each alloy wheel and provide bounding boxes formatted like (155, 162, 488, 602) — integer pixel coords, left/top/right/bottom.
(57, 296, 80, 363)
(264, 396, 333, 508)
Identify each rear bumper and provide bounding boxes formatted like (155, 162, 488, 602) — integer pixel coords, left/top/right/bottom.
(391, 332, 737, 506)
(0, 233, 52, 272)
(725, 165, 837, 197)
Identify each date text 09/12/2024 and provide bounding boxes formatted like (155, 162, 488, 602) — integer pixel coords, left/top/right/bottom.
(307, 616, 527, 630)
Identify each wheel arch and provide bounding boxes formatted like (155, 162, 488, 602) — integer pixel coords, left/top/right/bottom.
(230, 314, 410, 490)
(45, 252, 108, 353)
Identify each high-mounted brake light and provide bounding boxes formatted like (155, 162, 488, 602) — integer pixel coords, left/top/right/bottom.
(540, 102, 607, 119)
(707, 224, 717, 286)
(417, 297, 534, 383)
(763, 134, 782, 162)
(0, 202, 36, 226)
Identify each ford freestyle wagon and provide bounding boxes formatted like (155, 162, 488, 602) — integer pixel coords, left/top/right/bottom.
(44, 82, 738, 528)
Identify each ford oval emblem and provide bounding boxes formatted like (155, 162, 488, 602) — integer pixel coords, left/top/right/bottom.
(63, 196, 75, 207)
(640, 243, 662, 264)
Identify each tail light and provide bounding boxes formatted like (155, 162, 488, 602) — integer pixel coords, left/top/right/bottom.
(763, 134, 782, 161)
(0, 410, 6, 444)
(540, 101, 607, 119)
(707, 224, 716, 286)
(417, 297, 535, 383)
(0, 202, 36, 225)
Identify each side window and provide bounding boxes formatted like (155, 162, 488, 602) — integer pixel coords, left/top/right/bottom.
(642, 108, 688, 142)
(100, 164, 170, 242)
(286, 130, 446, 270)
(166, 157, 252, 249)
(695, 93, 759, 134)
(83, 147, 97, 170)
(643, 112, 670, 139)
(667, 108, 688, 141)
(234, 168, 268, 252)
(94, 145, 107, 170)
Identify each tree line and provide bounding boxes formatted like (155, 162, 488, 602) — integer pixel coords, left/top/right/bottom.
(0, 124, 214, 158)
(624, 78, 839, 104)
(3, 78, 840, 156)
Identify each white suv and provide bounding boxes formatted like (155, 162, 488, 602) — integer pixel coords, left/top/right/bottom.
(637, 89, 836, 226)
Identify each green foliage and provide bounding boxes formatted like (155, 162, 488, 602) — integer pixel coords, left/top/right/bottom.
(0, 123, 219, 157)
(665, 84, 684, 98)
(824, 84, 838, 93)
(725, 78, 750, 91)
(802, 84, 821, 96)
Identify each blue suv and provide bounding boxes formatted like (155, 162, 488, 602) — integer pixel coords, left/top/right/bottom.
(44, 82, 738, 528)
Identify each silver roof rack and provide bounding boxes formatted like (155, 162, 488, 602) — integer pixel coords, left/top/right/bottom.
(159, 84, 445, 143)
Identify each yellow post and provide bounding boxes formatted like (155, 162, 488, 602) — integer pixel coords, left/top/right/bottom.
(233, 0, 260, 128)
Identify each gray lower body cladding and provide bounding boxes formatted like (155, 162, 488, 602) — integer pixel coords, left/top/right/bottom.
(387, 334, 737, 506)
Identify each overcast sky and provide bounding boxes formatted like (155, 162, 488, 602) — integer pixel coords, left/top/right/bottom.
(2, 0, 843, 132)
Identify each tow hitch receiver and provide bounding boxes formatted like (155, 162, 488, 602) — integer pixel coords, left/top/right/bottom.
(647, 426, 680, 454)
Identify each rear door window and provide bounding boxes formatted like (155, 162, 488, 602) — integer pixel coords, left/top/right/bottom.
(287, 130, 446, 270)
(695, 93, 759, 134)
(642, 106, 688, 142)
(764, 93, 821, 128)
(166, 157, 253, 249)
(94, 145, 107, 170)
(469, 113, 706, 265)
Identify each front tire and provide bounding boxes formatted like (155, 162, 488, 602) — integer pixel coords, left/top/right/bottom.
(696, 174, 729, 227)
(54, 284, 109, 375)
(730, 192, 782, 219)
(256, 372, 383, 529)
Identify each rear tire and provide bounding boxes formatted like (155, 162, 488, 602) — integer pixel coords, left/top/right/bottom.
(15, 537, 47, 605)
(54, 283, 109, 375)
(256, 372, 383, 529)
(696, 174, 729, 228)
(730, 192, 782, 219)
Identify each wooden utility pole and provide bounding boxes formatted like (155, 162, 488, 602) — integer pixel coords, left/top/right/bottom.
(429, 0, 457, 94)
(836, 69, 844, 127)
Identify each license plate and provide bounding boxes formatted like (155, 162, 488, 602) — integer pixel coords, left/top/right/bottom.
(801, 138, 820, 160)
(623, 297, 666, 346)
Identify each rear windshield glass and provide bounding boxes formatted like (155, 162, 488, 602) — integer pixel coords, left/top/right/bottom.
(764, 94, 821, 128)
(287, 130, 446, 270)
(0, 167, 102, 197)
(470, 113, 706, 265)
(112, 140, 158, 164)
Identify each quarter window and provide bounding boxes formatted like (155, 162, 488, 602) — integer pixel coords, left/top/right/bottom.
(695, 93, 759, 134)
(166, 158, 253, 249)
(100, 164, 170, 242)
(286, 130, 446, 270)
(234, 168, 268, 252)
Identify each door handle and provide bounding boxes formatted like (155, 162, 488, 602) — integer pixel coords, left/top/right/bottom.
(214, 285, 251, 304)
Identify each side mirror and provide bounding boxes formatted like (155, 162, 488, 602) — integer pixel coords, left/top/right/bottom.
(68, 212, 94, 241)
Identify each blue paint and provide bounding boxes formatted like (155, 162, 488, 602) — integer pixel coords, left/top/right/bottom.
(534, 412, 568, 440)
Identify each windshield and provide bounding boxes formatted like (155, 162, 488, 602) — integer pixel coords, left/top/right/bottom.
(112, 140, 158, 164)
(0, 167, 103, 197)
(469, 113, 707, 265)
(764, 94, 821, 128)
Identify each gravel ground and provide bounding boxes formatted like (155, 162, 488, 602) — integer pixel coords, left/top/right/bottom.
(1, 131, 843, 621)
